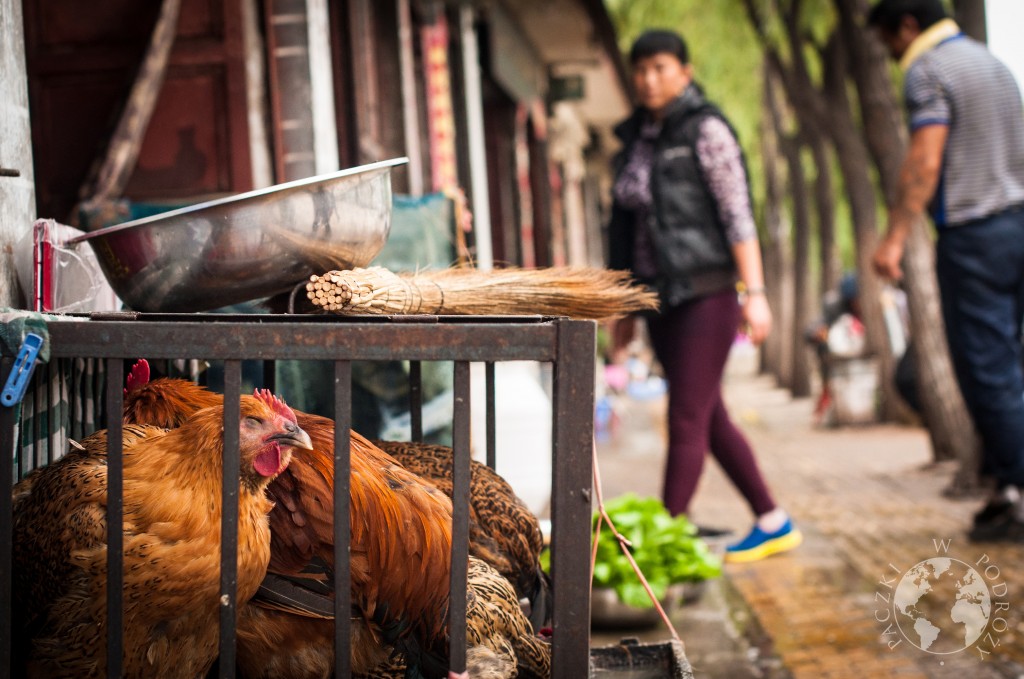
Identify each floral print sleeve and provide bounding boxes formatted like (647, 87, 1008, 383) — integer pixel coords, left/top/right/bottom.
(695, 116, 758, 244)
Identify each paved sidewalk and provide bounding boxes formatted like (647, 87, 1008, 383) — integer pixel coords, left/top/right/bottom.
(593, 348, 1024, 678)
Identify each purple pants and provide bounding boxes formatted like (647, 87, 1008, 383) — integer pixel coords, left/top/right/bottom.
(646, 289, 777, 517)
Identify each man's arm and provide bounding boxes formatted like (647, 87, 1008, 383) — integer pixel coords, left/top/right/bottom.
(872, 124, 949, 280)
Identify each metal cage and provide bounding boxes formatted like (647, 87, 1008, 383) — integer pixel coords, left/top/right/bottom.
(0, 312, 596, 677)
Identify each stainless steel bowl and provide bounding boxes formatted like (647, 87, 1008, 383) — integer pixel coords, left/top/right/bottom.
(590, 584, 686, 630)
(69, 158, 407, 313)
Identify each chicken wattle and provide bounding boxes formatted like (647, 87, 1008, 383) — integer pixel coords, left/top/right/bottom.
(255, 442, 285, 477)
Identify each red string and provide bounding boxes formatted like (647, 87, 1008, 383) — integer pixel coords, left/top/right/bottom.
(591, 436, 682, 643)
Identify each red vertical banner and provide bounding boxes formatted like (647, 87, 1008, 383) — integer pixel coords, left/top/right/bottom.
(421, 16, 459, 193)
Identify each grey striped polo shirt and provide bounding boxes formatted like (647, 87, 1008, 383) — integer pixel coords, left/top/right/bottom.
(905, 34, 1024, 227)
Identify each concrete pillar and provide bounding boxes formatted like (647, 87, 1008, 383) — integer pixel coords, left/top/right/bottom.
(306, 0, 339, 174)
(0, 0, 34, 308)
(549, 103, 590, 267)
(397, 0, 424, 196)
(458, 4, 493, 271)
(242, 0, 274, 189)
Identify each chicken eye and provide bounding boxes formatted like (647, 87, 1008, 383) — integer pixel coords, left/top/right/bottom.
(245, 416, 263, 427)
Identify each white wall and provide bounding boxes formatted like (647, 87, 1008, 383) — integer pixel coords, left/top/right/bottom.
(0, 0, 35, 308)
(986, 0, 1024, 95)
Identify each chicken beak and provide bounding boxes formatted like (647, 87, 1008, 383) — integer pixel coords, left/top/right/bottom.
(270, 421, 314, 451)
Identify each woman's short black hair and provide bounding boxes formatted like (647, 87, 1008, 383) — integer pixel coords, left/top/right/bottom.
(629, 29, 689, 66)
(867, 0, 948, 33)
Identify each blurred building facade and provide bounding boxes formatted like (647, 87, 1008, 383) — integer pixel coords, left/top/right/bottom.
(4, 0, 632, 286)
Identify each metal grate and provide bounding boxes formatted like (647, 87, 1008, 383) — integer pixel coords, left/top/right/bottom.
(0, 313, 595, 677)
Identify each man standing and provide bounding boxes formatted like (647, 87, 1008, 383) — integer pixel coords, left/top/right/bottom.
(870, 0, 1024, 542)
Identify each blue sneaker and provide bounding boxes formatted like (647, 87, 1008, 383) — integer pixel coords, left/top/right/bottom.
(725, 519, 802, 563)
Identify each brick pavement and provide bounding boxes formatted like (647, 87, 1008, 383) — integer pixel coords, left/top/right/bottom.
(595, 351, 1024, 678)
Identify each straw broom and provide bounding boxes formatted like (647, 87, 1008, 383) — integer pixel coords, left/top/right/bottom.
(305, 266, 659, 320)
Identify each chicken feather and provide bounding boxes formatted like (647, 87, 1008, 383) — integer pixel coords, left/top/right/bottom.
(119, 366, 454, 676)
(13, 393, 311, 678)
(120, 365, 549, 677)
(120, 363, 550, 628)
(370, 439, 551, 630)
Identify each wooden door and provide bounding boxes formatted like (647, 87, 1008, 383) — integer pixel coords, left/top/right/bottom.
(24, 0, 252, 221)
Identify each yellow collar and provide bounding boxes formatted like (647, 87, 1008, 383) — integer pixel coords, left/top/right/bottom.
(900, 18, 962, 71)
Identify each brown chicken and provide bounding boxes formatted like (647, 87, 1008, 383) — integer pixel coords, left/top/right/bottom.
(239, 415, 455, 678)
(122, 364, 550, 630)
(12, 390, 313, 678)
(122, 357, 219, 428)
(355, 557, 551, 679)
(120, 362, 455, 677)
(370, 439, 551, 630)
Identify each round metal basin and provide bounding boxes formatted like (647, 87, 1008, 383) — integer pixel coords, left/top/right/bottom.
(590, 584, 686, 630)
(69, 158, 407, 313)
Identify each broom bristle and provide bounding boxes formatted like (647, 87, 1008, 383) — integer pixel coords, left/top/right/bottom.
(306, 266, 659, 320)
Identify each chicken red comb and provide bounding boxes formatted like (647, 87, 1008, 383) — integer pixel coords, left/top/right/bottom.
(253, 388, 296, 423)
(124, 359, 151, 395)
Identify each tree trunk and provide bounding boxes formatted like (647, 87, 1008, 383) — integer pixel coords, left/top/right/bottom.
(818, 27, 909, 423)
(760, 60, 795, 387)
(835, 0, 981, 486)
(810, 131, 839, 297)
(747, 0, 905, 417)
(778, 126, 813, 398)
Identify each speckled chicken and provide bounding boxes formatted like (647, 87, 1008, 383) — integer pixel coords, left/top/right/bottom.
(12, 390, 312, 678)
(355, 557, 551, 679)
(371, 439, 551, 630)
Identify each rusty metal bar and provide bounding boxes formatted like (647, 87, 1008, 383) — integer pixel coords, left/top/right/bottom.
(46, 319, 559, 362)
(550, 320, 595, 674)
(485, 361, 496, 469)
(1, 315, 597, 674)
(262, 360, 276, 392)
(47, 362, 55, 465)
(0, 358, 14, 673)
(448, 360, 471, 673)
(332, 360, 352, 677)
(26, 367, 38, 480)
(39, 361, 50, 469)
(105, 358, 124, 679)
(71, 358, 81, 442)
(219, 361, 241, 679)
(409, 360, 423, 442)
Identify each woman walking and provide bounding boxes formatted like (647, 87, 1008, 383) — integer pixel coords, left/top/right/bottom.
(608, 29, 800, 562)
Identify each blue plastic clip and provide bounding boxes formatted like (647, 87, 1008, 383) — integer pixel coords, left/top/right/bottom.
(2, 333, 44, 407)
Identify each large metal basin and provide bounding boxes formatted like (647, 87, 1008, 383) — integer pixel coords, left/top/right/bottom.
(69, 158, 406, 313)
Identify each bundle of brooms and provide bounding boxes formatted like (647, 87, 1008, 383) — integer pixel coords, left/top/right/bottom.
(305, 266, 658, 320)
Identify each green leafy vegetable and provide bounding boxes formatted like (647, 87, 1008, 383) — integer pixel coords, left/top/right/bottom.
(591, 493, 722, 608)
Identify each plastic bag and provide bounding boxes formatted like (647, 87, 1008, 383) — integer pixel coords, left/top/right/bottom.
(827, 313, 867, 358)
(15, 220, 121, 313)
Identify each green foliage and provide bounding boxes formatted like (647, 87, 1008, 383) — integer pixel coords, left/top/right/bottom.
(590, 493, 722, 608)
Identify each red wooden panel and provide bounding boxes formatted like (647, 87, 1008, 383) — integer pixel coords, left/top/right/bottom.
(125, 68, 230, 198)
(177, 0, 222, 40)
(24, 0, 252, 218)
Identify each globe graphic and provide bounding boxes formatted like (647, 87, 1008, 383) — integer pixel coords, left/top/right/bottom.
(893, 558, 991, 654)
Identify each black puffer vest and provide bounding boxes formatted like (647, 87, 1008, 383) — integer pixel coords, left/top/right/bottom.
(608, 85, 741, 308)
